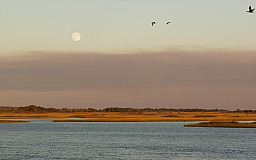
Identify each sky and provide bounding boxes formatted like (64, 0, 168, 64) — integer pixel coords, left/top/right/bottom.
(1, 0, 256, 109)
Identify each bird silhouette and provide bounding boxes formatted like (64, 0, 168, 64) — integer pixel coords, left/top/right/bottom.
(167, 22, 171, 25)
(151, 21, 156, 26)
(247, 6, 255, 13)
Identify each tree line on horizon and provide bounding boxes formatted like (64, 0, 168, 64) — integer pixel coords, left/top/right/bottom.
(0, 105, 255, 113)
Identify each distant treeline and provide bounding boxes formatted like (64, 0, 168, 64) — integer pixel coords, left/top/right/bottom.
(0, 105, 255, 113)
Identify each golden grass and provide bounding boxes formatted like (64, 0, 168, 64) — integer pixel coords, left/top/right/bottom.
(184, 121, 256, 128)
(1, 112, 256, 122)
(0, 119, 30, 123)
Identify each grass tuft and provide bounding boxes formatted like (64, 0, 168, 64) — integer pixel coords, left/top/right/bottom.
(184, 121, 256, 128)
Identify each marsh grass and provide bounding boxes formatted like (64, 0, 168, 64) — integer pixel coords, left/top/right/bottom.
(0, 119, 30, 123)
(162, 115, 179, 117)
(2, 112, 256, 122)
(194, 115, 216, 117)
(184, 121, 256, 128)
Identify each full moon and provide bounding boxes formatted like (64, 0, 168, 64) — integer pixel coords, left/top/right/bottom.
(72, 32, 81, 42)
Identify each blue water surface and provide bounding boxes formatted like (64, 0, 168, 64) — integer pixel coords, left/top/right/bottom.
(1, 120, 256, 160)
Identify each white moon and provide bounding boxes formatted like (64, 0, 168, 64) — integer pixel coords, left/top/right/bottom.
(72, 32, 81, 42)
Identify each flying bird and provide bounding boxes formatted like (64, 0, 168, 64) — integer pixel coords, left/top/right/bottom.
(167, 22, 171, 25)
(247, 6, 255, 13)
(151, 21, 156, 26)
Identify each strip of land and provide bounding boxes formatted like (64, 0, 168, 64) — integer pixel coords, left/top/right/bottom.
(184, 121, 256, 128)
(2, 111, 256, 122)
(0, 119, 30, 123)
(1, 105, 256, 123)
(51, 112, 256, 122)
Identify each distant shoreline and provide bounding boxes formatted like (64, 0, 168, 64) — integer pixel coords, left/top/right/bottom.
(1, 105, 256, 123)
(1, 111, 256, 123)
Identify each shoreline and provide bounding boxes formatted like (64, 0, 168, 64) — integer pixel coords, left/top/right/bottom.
(1, 111, 256, 124)
(2, 118, 256, 128)
(0, 119, 31, 123)
(184, 121, 256, 128)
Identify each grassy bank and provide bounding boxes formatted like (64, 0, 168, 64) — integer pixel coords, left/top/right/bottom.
(51, 112, 256, 122)
(1, 112, 256, 122)
(0, 119, 30, 123)
(184, 121, 256, 128)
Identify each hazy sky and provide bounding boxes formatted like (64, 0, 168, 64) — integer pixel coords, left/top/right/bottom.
(1, 0, 256, 109)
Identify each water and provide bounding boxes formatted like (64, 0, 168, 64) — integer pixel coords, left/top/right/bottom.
(1, 120, 256, 160)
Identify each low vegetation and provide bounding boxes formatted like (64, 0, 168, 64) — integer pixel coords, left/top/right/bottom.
(0, 119, 30, 123)
(0, 105, 232, 113)
(184, 121, 256, 128)
(1, 105, 256, 122)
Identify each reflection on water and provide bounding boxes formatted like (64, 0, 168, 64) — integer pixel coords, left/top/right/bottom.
(1, 120, 256, 160)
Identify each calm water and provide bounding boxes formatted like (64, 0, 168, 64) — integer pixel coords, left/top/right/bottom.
(1, 120, 256, 160)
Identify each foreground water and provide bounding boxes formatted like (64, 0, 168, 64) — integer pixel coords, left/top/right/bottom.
(1, 119, 256, 160)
